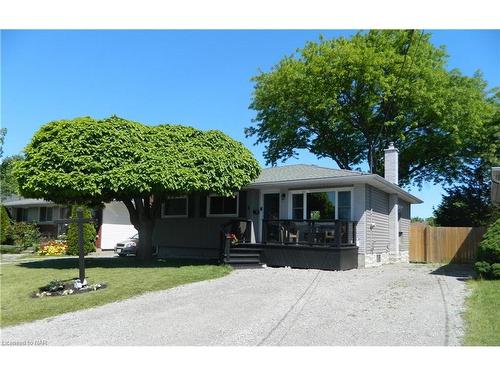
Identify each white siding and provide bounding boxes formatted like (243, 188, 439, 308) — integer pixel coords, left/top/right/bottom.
(100, 201, 135, 249)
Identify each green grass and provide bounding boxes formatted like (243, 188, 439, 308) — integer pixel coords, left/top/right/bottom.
(0, 257, 231, 327)
(463, 279, 500, 345)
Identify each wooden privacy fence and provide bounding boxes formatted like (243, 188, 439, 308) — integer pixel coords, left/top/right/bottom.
(409, 224, 486, 264)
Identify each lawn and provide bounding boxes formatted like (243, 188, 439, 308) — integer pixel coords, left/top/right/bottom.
(463, 279, 500, 345)
(0, 257, 231, 327)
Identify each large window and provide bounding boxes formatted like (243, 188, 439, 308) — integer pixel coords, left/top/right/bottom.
(162, 196, 188, 218)
(16, 208, 28, 222)
(337, 191, 351, 220)
(207, 194, 238, 217)
(307, 192, 336, 220)
(39, 207, 53, 222)
(290, 190, 351, 221)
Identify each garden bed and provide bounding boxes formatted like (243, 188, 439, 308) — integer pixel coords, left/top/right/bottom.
(33, 279, 107, 298)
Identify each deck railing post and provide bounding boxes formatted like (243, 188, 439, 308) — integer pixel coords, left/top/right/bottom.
(335, 221, 341, 247)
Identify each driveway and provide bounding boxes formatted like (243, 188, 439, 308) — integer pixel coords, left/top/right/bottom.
(0, 263, 471, 346)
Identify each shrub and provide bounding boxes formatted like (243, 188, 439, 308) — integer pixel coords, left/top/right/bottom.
(0, 204, 12, 244)
(8, 222, 41, 250)
(491, 263, 500, 279)
(474, 219, 500, 279)
(474, 261, 491, 278)
(477, 218, 500, 264)
(66, 206, 96, 256)
(38, 240, 68, 256)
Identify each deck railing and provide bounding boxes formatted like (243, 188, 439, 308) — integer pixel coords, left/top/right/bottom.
(262, 219, 356, 247)
(220, 219, 252, 262)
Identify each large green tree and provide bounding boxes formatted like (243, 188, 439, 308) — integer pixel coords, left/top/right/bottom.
(1, 154, 23, 199)
(246, 30, 496, 187)
(14, 116, 261, 260)
(434, 91, 500, 227)
(433, 160, 499, 227)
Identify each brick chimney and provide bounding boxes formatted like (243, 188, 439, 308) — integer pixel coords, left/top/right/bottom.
(384, 142, 399, 185)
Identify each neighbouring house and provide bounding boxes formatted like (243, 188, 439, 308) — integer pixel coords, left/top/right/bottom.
(1, 198, 136, 249)
(153, 143, 422, 269)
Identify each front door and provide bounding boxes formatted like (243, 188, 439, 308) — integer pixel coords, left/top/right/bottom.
(263, 193, 280, 242)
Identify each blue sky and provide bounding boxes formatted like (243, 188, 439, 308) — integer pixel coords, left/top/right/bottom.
(1, 30, 499, 217)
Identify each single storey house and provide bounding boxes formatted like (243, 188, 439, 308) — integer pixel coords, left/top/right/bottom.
(154, 143, 422, 269)
(4, 144, 421, 270)
(2, 198, 136, 249)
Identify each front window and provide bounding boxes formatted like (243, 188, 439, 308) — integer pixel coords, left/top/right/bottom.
(306, 192, 336, 220)
(162, 196, 188, 217)
(207, 194, 238, 216)
(16, 208, 27, 222)
(39, 207, 53, 222)
(290, 190, 352, 221)
(338, 191, 352, 220)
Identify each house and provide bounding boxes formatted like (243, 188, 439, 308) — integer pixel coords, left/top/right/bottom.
(153, 143, 422, 269)
(1, 197, 136, 249)
(4, 144, 422, 269)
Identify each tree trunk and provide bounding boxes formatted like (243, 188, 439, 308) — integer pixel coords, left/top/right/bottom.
(122, 195, 161, 262)
(137, 219, 155, 261)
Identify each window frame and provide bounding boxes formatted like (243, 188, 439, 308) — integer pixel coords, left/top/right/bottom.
(288, 187, 353, 221)
(206, 192, 239, 218)
(161, 196, 189, 218)
(39, 206, 54, 223)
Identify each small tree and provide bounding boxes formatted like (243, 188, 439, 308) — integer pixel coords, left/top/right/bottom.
(0, 204, 12, 244)
(66, 206, 96, 256)
(14, 116, 261, 260)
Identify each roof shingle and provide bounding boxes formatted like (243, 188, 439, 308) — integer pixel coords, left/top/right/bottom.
(252, 164, 366, 184)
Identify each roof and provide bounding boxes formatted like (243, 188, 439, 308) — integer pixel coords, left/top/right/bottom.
(1, 196, 57, 208)
(252, 164, 366, 184)
(248, 164, 423, 204)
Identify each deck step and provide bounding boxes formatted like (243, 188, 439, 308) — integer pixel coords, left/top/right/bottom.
(228, 252, 261, 258)
(226, 258, 262, 264)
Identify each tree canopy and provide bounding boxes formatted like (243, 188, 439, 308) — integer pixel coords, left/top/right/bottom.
(1, 154, 23, 199)
(15, 116, 260, 204)
(14, 116, 261, 259)
(246, 30, 496, 187)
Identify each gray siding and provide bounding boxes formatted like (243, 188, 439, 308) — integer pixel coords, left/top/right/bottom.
(398, 200, 411, 254)
(365, 186, 390, 254)
(352, 184, 366, 253)
(153, 191, 258, 259)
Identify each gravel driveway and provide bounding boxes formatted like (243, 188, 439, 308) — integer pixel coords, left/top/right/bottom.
(0, 263, 471, 346)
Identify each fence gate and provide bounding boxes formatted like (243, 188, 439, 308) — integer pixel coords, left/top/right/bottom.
(409, 224, 486, 264)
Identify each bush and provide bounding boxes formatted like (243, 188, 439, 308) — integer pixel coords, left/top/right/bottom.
(474, 261, 491, 278)
(38, 240, 68, 256)
(491, 263, 500, 279)
(477, 218, 500, 264)
(0, 204, 12, 244)
(66, 206, 96, 256)
(474, 219, 500, 279)
(8, 222, 41, 250)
